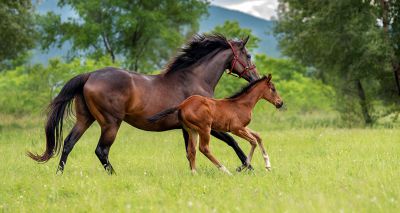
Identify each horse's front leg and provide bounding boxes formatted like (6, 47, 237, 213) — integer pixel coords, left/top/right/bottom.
(231, 128, 259, 170)
(210, 130, 253, 171)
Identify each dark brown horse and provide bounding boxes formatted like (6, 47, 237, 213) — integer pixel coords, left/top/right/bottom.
(27, 34, 260, 174)
(148, 75, 283, 174)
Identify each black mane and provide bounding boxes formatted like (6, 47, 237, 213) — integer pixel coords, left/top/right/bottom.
(228, 76, 268, 99)
(163, 34, 230, 74)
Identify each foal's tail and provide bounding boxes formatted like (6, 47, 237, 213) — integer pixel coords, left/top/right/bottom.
(27, 73, 90, 162)
(147, 107, 179, 123)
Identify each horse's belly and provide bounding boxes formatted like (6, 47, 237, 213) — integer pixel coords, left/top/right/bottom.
(123, 114, 181, 132)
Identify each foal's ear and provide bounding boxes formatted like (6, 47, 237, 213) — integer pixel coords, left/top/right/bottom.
(267, 74, 272, 82)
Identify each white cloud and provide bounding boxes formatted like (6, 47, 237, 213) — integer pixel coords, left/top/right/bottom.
(210, 0, 278, 20)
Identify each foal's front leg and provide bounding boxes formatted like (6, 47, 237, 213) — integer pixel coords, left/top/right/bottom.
(232, 128, 258, 169)
(249, 129, 272, 171)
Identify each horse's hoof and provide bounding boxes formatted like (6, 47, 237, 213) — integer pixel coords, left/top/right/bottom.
(56, 166, 64, 175)
(236, 164, 254, 172)
(105, 165, 116, 175)
(191, 170, 198, 175)
(266, 167, 272, 172)
(236, 165, 245, 172)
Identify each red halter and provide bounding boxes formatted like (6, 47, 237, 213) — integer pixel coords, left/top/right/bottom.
(227, 42, 256, 78)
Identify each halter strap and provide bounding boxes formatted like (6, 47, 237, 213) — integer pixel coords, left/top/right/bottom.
(227, 42, 256, 78)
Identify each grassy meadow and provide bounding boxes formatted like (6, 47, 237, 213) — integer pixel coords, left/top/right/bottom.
(0, 114, 399, 212)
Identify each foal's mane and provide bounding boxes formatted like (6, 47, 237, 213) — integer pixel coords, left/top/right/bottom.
(228, 76, 268, 99)
(162, 34, 230, 74)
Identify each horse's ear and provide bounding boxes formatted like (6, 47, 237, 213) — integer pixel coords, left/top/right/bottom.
(242, 36, 249, 48)
(267, 74, 272, 82)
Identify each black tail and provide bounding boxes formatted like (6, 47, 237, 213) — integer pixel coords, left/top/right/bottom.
(147, 107, 179, 123)
(27, 73, 90, 162)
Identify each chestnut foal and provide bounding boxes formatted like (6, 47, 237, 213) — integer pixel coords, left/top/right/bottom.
(149, 75, 283, 174)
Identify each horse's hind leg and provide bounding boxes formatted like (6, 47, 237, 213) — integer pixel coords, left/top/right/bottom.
(57, 95, 94, 174)
(182, 128, 189, 155)
(95, 120, 121, 175)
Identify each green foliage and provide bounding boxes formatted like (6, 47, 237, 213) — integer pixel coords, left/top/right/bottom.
(215, 54, 335, 113)
(0, 57, 118, 114)
(212, 20, 261, 51)
(37, 0, 209, 72)
(0, 53, 341, 127)
(0, 0, 37, 70)
(274, 0, 400, 125)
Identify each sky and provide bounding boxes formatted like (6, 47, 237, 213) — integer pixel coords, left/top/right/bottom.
(210, 0, 278, 20)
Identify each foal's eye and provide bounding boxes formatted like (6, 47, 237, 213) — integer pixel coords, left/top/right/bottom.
(247, 54, 251, 59)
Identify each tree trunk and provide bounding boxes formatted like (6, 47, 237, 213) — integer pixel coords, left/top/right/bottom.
(393, 60, 400, 95)
(356, 79, 372, 125)
(380, 0, 400, 95)
(102, 33, 115, 63)
(380, 0, 389, 33)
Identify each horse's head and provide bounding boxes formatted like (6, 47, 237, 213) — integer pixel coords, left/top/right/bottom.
(227, 36, 260, 82)
(262, 74, 283, 108)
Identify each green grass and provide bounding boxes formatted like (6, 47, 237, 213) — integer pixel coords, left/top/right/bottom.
(0, 115, 399, 212)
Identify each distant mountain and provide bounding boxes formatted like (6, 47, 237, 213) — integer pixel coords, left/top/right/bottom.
(32, 2, 280, 64)
(200, 6, 279, 57)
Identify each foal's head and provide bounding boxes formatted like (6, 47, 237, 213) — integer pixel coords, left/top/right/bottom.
(261, 74, 283, 108)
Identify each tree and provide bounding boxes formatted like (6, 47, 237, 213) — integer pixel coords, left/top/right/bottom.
(212, 20, 260, 52)
(38, 0, 209, 72)
(274, 0, 399, 125)
(379, 0, 400, 95)
(0, 0, 37, 70)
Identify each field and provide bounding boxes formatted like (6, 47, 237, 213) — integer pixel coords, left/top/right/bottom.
(0, 115, 399, 212)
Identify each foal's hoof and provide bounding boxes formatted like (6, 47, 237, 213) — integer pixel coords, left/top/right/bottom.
(266, 166, 272, 172)
(219, 166, 232, 176)
(236, 164, 254, 172)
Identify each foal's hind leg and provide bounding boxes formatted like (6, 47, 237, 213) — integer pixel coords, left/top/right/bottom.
(198, 128, 231, 175)
(95, 120, 121, 175)
(249, 130, 272, 171)
(57, 96, 94, 174)
(184, 127, 198, 174)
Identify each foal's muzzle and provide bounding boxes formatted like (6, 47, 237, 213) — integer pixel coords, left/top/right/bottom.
(276, 101, 284, 109)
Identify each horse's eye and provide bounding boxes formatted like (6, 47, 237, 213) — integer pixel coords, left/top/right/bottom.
(247, 54, 251, 59)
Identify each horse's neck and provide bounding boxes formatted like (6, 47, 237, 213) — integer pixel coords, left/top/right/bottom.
(188, 49, 232, 91)
(234, 84, 265, 110)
